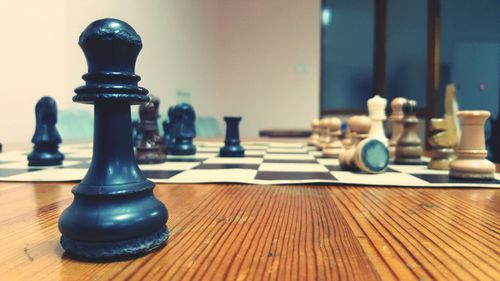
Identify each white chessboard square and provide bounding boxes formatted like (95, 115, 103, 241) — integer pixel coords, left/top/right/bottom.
(204, 157, 263, 164)
(166, 153, 215, 160)
(245, 150, 267, 156)
(0, 151, 28, 161)
(308, 151, 323, 157)
(0, 160, 82, 169)
(258, 163, 329, 172)
(6, 168, 86, 182)
(139, 161, 199, 171)
(389, 164, 443, 174)
(197, 141, 224, 147)
(316, 158, 340, 166)
(267, 148, 307, 153)
(332, 171, 430, 186)
(263, 154, 315, 160)
(167, 169, 257, 183)
(268, 143, 305, 148)
(244, 145, 269, 150)
(197, 147, 220, 153)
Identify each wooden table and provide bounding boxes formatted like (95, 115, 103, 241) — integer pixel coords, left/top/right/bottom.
(0, 180, 498, 281)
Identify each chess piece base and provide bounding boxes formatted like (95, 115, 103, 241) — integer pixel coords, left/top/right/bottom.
(323, 146, 341, 158)
(449, 158, 495, 180)
(171, 145, 196, 155)
(220, 145, 245, 157)
(136, 149, 165, 164)
(28, 150, 64, 166)
(355, 139, 389, 173)
(61, 226, 168, 260)
(428, 147, 454, 170)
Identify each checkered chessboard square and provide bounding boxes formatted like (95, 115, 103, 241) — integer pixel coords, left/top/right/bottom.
(0, 141, 498, 188)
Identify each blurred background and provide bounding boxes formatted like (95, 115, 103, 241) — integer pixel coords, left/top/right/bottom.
(0, 0, 498, 146)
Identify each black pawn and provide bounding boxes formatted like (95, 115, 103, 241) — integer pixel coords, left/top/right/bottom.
(58, 18, 168, 260)
(171, 103, 196, 155)
(135, 101, 165, 164)
(220, 116, 245, 157)
(27, 96, 64, 166)
(164, 106, 176, 154)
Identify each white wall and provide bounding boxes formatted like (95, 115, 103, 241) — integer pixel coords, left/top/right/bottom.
(0, 0, 320, 143)
(215, 0, 321, 137)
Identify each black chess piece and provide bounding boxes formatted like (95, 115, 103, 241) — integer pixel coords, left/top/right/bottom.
(27, 96, 65, 166)
(58, 18, 168, 260)
(135, 101, 165, 164)
(394, 100, 423, 164)
(131, 119, 142, 147)
(220, 116, 245, 157)
(489, 111, 500, 163)
(149, 95, 163, 147)
(171, 103, 196, 155)
(164, 106, 176, 153)
(162, 119, 172, 151)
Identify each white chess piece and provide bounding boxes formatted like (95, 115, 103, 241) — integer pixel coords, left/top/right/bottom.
(367, 95, 388, 145)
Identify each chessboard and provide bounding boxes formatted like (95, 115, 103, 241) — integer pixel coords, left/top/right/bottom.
(0, 141, 499, 188)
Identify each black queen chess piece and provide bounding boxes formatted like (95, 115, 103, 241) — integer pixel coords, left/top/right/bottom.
(170, 103, 197, 155)
(220, 116, 245, 157)
(58, 19, 169, 260)
(27, 96, 65, 166)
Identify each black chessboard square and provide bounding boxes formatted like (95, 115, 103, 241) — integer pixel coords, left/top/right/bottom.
(194, 163, 260, 170)
(325, 165, 343, 171)
(0, 168, 43, 177)
(411, 174, 500, 184)
(255, 171, 336, 181)
(142, 170, 184, 179)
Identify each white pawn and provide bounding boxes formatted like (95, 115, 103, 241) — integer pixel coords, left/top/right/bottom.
(307, 119, 320, 147)
(367, 95, 388, 145)
(322, 117, 342, 158)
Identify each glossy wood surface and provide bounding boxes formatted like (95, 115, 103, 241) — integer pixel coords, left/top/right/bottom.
(0, 180, 499, 281)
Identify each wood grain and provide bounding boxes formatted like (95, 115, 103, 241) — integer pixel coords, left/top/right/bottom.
(0, 182, 498, 281)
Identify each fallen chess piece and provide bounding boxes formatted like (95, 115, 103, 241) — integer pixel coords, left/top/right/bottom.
(449, 111, 495, 180)
(339, 115, 389, 173)
(27, 96, 65, 166)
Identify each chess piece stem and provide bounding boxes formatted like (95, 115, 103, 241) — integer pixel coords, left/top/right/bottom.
(449, 111, 495, 179)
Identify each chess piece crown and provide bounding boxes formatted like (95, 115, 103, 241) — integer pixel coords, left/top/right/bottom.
(367, 95, 387, 120)
(74, 18, 149, 104)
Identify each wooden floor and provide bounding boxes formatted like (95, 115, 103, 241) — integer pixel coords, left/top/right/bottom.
(0, 181, 498, 281)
